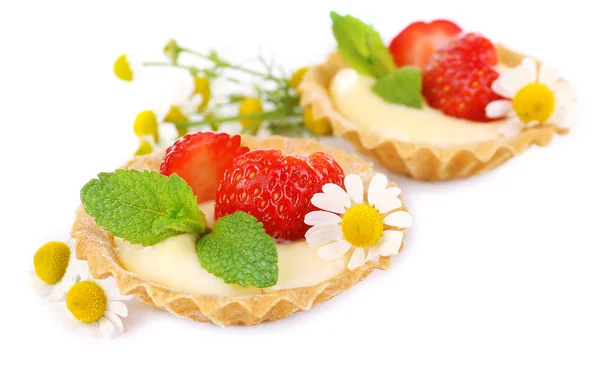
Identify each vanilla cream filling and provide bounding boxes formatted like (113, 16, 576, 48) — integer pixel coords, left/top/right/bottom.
(114, 201, 349, 297)
(330, 68, 511, 146)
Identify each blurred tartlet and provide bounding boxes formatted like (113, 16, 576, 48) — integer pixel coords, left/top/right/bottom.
(299, 14, 576, 180)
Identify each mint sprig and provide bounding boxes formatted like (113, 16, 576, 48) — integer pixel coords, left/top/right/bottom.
(372, 67, 423, 109)
(330, 11, 395, 78)
(196, 211, 278, 288)
(81, 169, 207, 246)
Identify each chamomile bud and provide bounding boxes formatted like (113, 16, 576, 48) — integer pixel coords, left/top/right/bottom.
(133, 110, 159, 143)
(164, 39, 180, 65)
(113, 54, 133, 82)
(303, 107, 332, 136)
(164, 105, 189, 137)
(239, 98, 263, 134)
(134, 140, 154, 156)
(193, 76, 211, 111)
(290, 67, 309, 89)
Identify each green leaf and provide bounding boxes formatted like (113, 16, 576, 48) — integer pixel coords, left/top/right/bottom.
(365, 32, 396, 78)
(80, 169, 207, 246)
(372, 67, 424, 109)
(331, 12, 395, 78)
(196, 212, 278, 288)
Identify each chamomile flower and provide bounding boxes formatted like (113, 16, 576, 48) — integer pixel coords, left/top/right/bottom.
(30, 240, 86, 300)
(304, 174, 412, 270)
(486, 57, 576, 137)
(57, 270, 132, 339)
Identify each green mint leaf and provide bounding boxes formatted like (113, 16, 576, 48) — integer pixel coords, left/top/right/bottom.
(80, 169, 207, 246)
(331, 12, 395, 78)
(330, 11, 342, 22)
(365, 32, 396, 77)
(372, 67, 424, 109)
(152, 216, 206, 235)
(196, 211, 278, 288)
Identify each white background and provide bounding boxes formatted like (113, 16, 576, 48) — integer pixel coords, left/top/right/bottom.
(1, 0, 599, 364)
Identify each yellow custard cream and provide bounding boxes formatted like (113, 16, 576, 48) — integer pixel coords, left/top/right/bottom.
(114, 201, 349, 297)
(329, 68, 510, 146)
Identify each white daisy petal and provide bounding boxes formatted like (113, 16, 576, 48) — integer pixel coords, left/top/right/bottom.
(98, 317, 116, 339)
(344, 174, 364, 204)
(107, 301, 128, 317)
(383, 187, 401, 198)
(348, 248, 366, 270)
(498, 118, 523, 137)
(367, 174, 388, 206)
(383, 210, 413, 228)
(538, 63, 560, 86)
(375, 196, 403, 214)
(318, 240, 351, 260)
(322, 183, 351, 208)
(516, 57, 538, 86)
(492, 76, 517, 98)
(486, 100, 513, 119)
(103, 311, 124, 333)
(77, 321, 99, 337)
(311, 193, 346, 214)
(305, 224, 343, 247)
(378, 231, 404, 256)
(304, 211, 342, 226)
(366, 245, 380, 261)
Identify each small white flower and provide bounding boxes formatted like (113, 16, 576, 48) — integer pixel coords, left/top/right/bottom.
(56, 269, 133, 339)
(304, 173, 412, 270)
(30, 240, 86, 301)
(486, 57, 576, 137)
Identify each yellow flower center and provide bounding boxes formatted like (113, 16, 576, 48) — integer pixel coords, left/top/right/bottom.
(135, 140, 153, 156)
(34, 241, 70, 285)
(193, 76, 211, 111)
(290, 67, 309, 89)
(66, 280, 107, 323)
(113, 54, 133, 82)
(239, 98, 263, 133)
(304, 108, 332, 136)
(164, 105, 189, 137)
(512, 83, 555, 123)
(340, 204, 384, 248)
(133, 110, 159, 143)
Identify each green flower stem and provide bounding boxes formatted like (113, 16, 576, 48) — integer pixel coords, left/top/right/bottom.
(142, 62, 214, 75)
(171, 110, 302, 128)
(178, 47, 286, 83)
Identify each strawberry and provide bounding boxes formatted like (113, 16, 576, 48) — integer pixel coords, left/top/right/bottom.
(215, 149, 344, 242)
(422, 33, 505, 122)
(389, 20, 462, 69)
(160, 131, 249, 203)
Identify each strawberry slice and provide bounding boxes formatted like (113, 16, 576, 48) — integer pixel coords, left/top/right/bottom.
(389, 20, 462, 69)
(160, 131, 249, 203)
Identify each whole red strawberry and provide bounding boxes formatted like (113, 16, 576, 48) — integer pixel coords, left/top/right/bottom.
(215, 149, 344, 242)
(160, 131, 249, 203)
(389, 19, 462, 69)
(422, 33, 505, 122)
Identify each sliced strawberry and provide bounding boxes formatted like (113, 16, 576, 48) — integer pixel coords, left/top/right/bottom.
(160, 131, 249, 203)
(389, 20, 462, 69)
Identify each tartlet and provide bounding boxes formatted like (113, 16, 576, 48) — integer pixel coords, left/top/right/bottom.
(72, 135, 409, 326)
(299, 15, 575, 181)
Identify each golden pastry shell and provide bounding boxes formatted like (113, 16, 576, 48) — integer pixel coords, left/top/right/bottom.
(298, 45, 571, 181)
(72, 135, 408, 326)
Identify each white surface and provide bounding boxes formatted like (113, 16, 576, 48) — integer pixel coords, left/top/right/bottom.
(1, 0, 599, 364)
